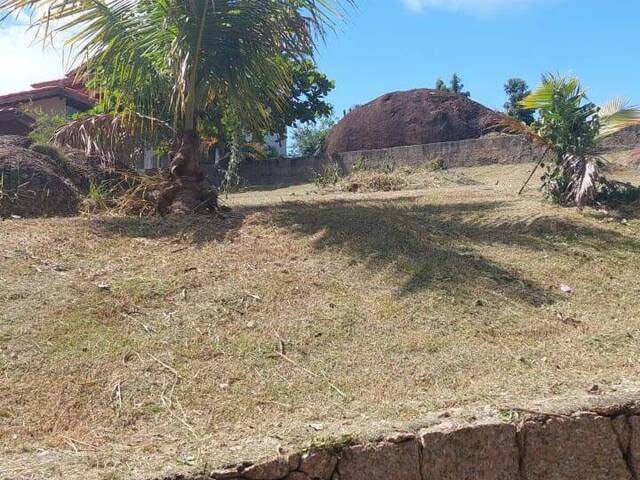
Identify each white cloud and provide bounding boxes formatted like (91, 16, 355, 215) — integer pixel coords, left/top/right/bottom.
(0, 20, 71, 95)
(402, 0, 538, 15)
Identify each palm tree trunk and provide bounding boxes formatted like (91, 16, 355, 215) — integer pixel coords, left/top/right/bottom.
(157, 128, 218, 215)
(157, 0, 216, 215)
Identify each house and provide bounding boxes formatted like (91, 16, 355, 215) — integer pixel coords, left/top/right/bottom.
(0, 72, 97, 136)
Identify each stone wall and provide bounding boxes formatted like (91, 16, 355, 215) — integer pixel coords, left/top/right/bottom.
(204, 396, 640, 480)
(232, 134, 545, 187)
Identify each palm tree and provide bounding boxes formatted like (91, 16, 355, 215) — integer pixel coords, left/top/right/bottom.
(503, 74, 640, 208)
(0, 0, 350, 213)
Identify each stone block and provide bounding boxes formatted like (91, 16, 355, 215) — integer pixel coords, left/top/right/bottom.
(419, 421, 519, 480)
(336, 440, 421, 480)
(520, 414, 631, 480)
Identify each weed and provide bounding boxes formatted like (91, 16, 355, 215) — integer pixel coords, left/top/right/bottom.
(314, 164, 343, 188)
(425, 156, 447, 171)
(82, 180, 112, 213)
(112, 277, 174, 303)
(497, 409, 522, 423)
(352, 156, 366, 173)
(308, 434, 358, 454)
(380, 161, 394, 174)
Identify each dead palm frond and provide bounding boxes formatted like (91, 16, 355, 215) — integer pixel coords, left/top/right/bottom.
(55, 113, 175, 166)
(565, 154, 599, 209)
(494, 114, 548, 148)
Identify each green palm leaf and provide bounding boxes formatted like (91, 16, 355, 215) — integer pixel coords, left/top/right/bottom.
(597, 97, 640, 140)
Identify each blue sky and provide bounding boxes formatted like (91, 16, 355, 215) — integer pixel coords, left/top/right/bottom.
(1, 0, 640, 117)
(317, 0, 640, 116)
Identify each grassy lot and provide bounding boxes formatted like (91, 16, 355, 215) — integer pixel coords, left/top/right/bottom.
(2, 163, 640, 479)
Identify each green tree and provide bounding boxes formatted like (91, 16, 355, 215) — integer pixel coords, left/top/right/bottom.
(290, 118, 335, 156)
(506, 74, 640, 207)
(449, 73, 470, 97)
(435, 78, 448, 91)
(504, 78, 534, 124)
(0, 0, 351, 213)
(434, 74, 470, 97)
(267, 57, 335, 135)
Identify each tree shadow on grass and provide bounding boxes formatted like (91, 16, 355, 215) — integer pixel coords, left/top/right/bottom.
(94, 212, 246, 245)
(264, 198, 639, 305)
(93, 196, 639, 307)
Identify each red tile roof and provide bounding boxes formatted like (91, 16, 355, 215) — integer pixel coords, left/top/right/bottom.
(0, 85, 95, 110)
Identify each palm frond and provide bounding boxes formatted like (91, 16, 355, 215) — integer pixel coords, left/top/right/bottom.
(493, 114, 550, 148)
(597, 97, 640, 140)
(54, 113, 175, 166)
(0, 0, 353, 134)
(520, 74, 584, 111)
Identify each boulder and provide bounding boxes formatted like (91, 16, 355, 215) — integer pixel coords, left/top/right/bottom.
(324, 89, 504, 154)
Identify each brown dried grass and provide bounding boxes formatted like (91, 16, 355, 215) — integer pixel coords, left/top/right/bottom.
(2, 162, 640, 479)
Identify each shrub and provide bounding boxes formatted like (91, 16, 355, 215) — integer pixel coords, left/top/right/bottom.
(23, 106, 72, 145)
(314, 164, 343, 188)
(352, 156, 366, 173)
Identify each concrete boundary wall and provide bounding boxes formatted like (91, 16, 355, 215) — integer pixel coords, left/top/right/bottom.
(234, 134, 545, 186)
(192, 395, 640, 480)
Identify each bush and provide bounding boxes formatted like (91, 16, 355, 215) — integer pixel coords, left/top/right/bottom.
(23, 106, 72, 145)
(290, 118, 335, 156)
(314, 164, 343, 188)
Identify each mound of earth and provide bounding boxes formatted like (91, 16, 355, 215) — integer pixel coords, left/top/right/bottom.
(324, 89, 504, 154)
(600, 124, 640, 152)
(0, 135, 121, 218)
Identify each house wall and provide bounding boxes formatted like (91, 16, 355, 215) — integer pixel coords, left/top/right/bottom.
(264, 133, 287, 157)
(231, 134, 545, 186)
(22, 96, 68, 115)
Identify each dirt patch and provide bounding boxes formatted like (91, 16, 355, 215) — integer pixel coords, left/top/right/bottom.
(324, 89, 504, 154)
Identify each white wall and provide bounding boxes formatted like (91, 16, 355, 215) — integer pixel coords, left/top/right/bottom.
(264, 133, 287, 157)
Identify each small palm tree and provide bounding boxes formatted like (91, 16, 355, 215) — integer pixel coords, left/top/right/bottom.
(0, 0, 350, 213)
(504, 74, 640, 208)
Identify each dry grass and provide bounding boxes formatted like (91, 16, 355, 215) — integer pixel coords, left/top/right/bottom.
(2, 162, 640, 479)
(340, 170, 408, 193)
